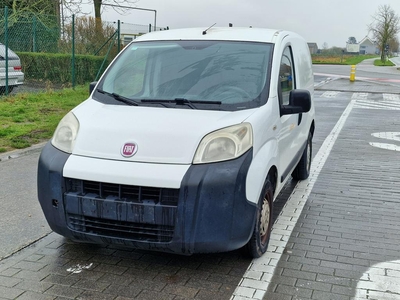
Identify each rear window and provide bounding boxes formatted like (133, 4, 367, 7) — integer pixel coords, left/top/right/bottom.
(96, 40, 272, 111)
(0, 45, 19, 60)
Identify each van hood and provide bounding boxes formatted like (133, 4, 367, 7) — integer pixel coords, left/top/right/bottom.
(71, 99, 256, 164)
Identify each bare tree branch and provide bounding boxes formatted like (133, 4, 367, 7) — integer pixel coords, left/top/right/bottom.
(61, 0, 139, 21)
(368, 4, 400, 61)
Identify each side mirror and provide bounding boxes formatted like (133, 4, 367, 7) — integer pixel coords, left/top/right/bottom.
(89, 81, 97, 95)
(281, 89, 311, 115)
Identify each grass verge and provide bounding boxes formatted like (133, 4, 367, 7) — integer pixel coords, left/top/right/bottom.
(374, 59, 395, 66)
(312, 54, 377, 65)
(0, 85, 88, 153)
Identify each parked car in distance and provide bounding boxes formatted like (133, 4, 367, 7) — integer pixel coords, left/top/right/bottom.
(37, 26, 315, 258)
(0, 43, 24, 94)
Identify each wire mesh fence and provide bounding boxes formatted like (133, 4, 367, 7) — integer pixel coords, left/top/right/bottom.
(0, 7, 162, 97)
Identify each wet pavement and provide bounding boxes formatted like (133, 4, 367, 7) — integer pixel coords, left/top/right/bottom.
(1, 75, 400, 300)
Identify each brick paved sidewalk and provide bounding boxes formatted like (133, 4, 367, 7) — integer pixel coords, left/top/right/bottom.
(0, 232, 251, 300)
(233, 88, 400, 300)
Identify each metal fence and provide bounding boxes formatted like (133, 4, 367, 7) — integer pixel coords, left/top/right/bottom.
(0, 7, 162, 97)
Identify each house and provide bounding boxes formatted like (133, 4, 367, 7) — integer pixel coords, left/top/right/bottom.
(346, 37, 379, 54)
(120, 23, 148, 45)
(358, 37, 379, 54)
(307, 43, 318, 54)
(120, 23, 168, 45)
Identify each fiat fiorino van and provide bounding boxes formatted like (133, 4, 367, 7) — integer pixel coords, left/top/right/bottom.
(37, 27, 315, 258)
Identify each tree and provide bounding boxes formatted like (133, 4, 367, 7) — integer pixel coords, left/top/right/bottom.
(0, 0, 59, 23)
(58, 15, 117, 55)
(347, 36, 357, 44)
(0, 0, 57, 14)
(61, 0, 139, 22)
(369, 4, 400, 61)
(60, 0, 138, 34)
(388, 36, 400, 54)
(322, 42, 329, 50)
(0, 0, 60, 52)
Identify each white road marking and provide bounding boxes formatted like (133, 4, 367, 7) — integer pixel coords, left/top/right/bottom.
(231, 99, 357, 300)
(369, 143, 400, 151)
(371, 132, 400, 142)
(370, 132, 400, 152)
(321, 91, 341, 98)
(354, 101, 400, 110)
(354, 99, 400, 110)
(352, 93, 369, 100)
(383, 94, 400, 101)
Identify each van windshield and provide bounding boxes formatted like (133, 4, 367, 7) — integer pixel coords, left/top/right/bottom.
(96, 40, 272, 110)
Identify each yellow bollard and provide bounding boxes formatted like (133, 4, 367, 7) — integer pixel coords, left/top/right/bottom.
(350, 65, 356, 82)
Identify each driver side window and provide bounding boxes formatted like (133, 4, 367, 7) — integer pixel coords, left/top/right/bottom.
(278, 47, 295, 106)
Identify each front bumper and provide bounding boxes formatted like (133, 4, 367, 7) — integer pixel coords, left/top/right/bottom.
(37, 142, 256, 255)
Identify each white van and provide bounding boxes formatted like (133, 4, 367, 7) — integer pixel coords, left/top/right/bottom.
(37, 27, 315, 258)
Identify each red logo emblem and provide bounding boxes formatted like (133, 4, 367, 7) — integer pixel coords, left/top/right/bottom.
(121, 142, 138, 157)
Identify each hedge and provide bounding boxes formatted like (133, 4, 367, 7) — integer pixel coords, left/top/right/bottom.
(17, 52, 109, 85)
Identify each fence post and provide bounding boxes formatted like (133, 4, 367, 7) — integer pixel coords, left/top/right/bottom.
(149, 24, 152, 32)
(5, 6, 9, 95)
(32, 16, 37, 52)
(71, 14, 76, 88)
(117, 20, 121, 53)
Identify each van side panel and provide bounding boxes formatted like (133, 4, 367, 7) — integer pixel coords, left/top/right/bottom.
(291, 36, 314, 93)
(246, 139, 279, 203)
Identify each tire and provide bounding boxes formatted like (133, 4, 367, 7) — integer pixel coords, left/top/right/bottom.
(0, 86, 14, 95)
(292, 132, 312, 180)
(245, 176, 273, 258)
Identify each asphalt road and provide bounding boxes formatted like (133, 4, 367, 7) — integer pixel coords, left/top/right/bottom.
(0, 147, 51, 259)
(313, 57, 400, 86)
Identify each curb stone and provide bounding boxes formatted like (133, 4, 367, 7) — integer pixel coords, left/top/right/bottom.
(0, 142, 47, 163)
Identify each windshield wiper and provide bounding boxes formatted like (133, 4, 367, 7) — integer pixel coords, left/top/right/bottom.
(174, 98, 197, 109)
(140, 98, 222, 110)
(97, 89, 140, 106)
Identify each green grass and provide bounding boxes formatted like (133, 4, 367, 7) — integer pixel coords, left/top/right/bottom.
(312, 54, 377, 65)
(0, 85, 88, 152)
(374, 59, 395, 66)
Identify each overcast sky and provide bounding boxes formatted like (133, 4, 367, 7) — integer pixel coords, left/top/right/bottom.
(82, 0, 400, 48)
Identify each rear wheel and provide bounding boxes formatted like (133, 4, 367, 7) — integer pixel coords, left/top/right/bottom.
(292, 132, 312, 180)
(245, 176, 273, 258)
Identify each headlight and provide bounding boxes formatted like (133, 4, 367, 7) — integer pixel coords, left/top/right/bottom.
(51, 112, 79, 153)
(193, 123, 253, 164)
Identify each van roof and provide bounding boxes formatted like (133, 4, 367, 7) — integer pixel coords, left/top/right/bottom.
(135, 27, 288, 44)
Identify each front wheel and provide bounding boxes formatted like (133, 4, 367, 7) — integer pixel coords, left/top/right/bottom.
(245, 176, 273, 258)
(292, 132, 312, 180)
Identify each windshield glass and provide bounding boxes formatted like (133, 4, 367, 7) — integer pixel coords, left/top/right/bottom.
(97, 40, 272, 110)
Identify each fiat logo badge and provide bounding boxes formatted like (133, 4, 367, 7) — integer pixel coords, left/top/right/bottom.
(121, 142, 138, 157)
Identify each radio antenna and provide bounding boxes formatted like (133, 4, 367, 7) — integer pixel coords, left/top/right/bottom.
(202, 23, 217, 35)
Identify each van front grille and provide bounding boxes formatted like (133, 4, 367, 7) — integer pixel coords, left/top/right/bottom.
(68, 214, 174, 242)
(65, 178, 179, 206)
(64, 178, 179, 243)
